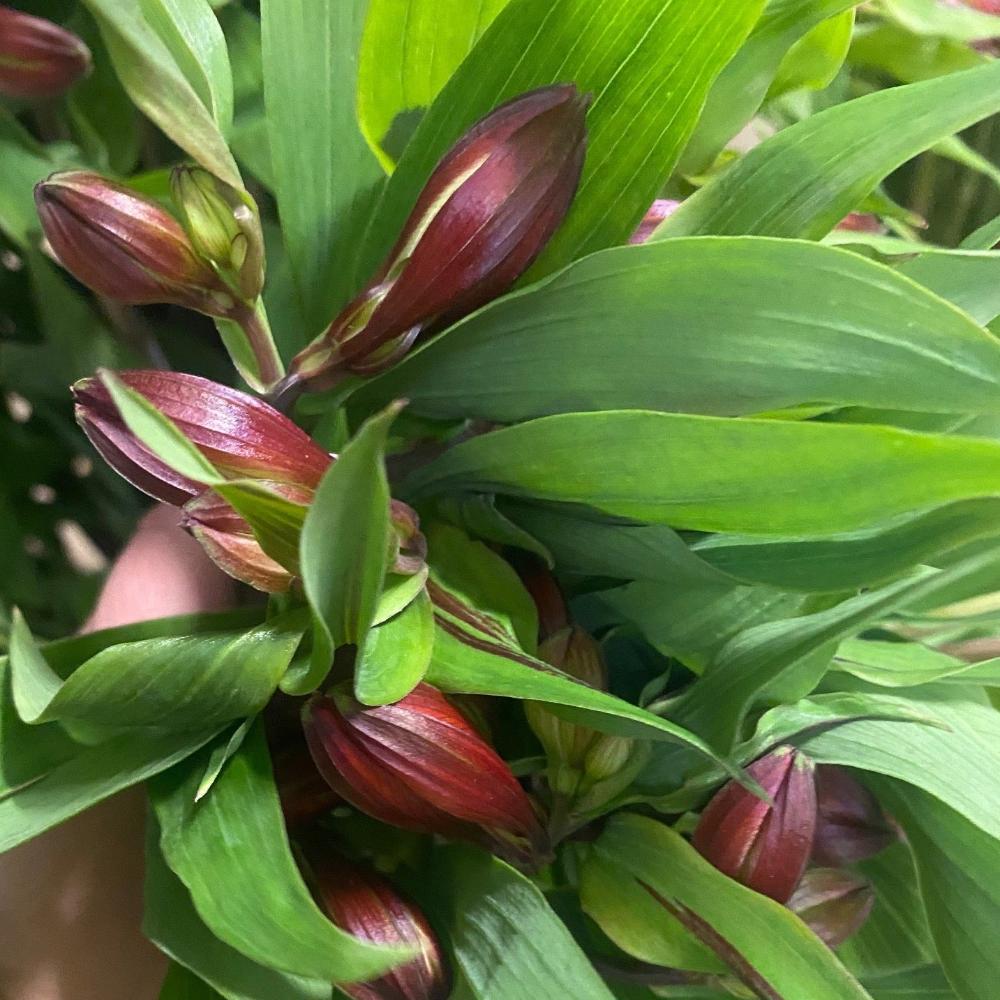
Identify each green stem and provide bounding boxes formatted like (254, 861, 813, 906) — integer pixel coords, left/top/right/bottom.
(227, 299, 285, 389)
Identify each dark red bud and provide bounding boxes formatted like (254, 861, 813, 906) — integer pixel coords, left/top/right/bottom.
(0, 6, 90, 99)
(787, 868, 875, 949)
(811, 765, 897, 867)
(299, 843, 451, 1000)
(291, 84, 589, 383)
(693, 747, 817, 903)
(629, 199, 680, 244)
(271, 743, 341, 830)
(510, 554, 568, 641)
(35, 172, 231, 312)
(303, 683, 547, 867)
(72, 370, 332, 505)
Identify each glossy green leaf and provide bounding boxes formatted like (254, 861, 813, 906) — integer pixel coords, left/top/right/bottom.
(145, 823, 329, 1000)
(81, 0, 240, 185)
(355, 588, 433, 705)
(357, 0, 764, 283)
(694, 499, 1000, 592)
(657, 59, 1000, 242)
(357, 0, 509, 169)
(406, 412, 1000, 536)
(139, 0, 234, 132)
(160, 962, 224, 1000)
(354, 237, 1000, 422)
(10, 609, 304, 732)
(769, 8, 855, 97)
(591, 815, 872, 1000)
(680, 0, 860, 175)
(298, 404, 399, 694)
(431, 845, 614, 1000)
(261, 0, 384, 332)
(151, 721, 408, 983)
(833, 638, 1000, 688)
(870, 780, 1000, 1000)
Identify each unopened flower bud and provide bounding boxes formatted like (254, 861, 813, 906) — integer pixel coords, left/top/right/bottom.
(787, 868, 875, 949)
(510, 554, 568, 641)
(272, 742, 341, 830)
(35, 172, 234, 314)
(171, 165, 265, 300)
(299, 842, 451, 1000)
(629, 199, 680, 244)
(693, 747, 817, 903)
(290, 84, 589, 385)
(0, 6, 90, 99)
(303, 683, 548, 867)
(812, 765, 896, 867)
(836, 212, 884, 234)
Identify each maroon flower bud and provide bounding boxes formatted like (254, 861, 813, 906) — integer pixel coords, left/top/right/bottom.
(693, 747, 817, 903)
(35, 172, 233, 314)
(629, 199, 680, 244)
(299, 844, 451, 1000)
(0, 6, 90, 99)
(510, 554, 568, 642)
(835, 212, 884, 234)
(271, 743, 341, 830)
(72, 370, 331, 505)
(303, 683, 548, 867)
(787, 868, 875, 949)
(290, 84, 589, 385)
(811, 765, 897, 867)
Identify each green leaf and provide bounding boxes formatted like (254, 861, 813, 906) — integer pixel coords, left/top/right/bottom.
(864, 967, 958, 1000)
(833, 638, 1000, 688)
(694, 499, 1000, 592)
(151, 721, 408, 983)
(405, 412, 1000, 536)
(680, 0, 861, 175)
(81, 0, 240, 186)
(590, 815, 872, 1000)
(897, 249, 1000, 326)
(297, 404, 400, 694)
(768, 7, 855, 97)
(10, 610, 304, 732)
(355, 588, 434, 705)
(430, 845, 614, 1000)
(160, 962, 224, 1000)
(357, 0, 764, 284)
(139, 0, 234, 132)
(425, 622, 737, 778)
(353, 237, 1000, 422)
(881, 0, 1000, 42)
(657, 59, 1000, 242)
(357, 0, 509, 169)
(145, 821, 329, 1000)
(261, 0, 384, 332)
(870, 780, 1000, 1000)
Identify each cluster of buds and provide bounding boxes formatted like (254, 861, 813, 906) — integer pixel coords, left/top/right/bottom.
(72, 370, 425, 592)
(525, 627, 644, 830)
(693, 752, 895, 949)
(0, 5, 90, 100)
(303, 682, 549, 869)
(285, 84, 589, 391)
(298, 838, 451, 1000)
(35, 168, 278, 387)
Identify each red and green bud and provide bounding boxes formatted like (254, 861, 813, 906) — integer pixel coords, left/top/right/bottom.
(303, 683, 548, 867)
(299, 843, 451, 1000)
(72, 370, 331, 505)
(511, 555, 569, 642)
(35, 172, 234, 314)
(811, 765, 896, 867)
(787, 868, 875, 949)
(0, 6, 90, 99)
(629, 199, 680, 244)
(290, 84, 589, 385)
(693, 747, 817, 903)
(171, 165, 265, 301)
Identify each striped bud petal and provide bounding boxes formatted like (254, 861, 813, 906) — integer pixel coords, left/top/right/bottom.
(0, 6, 90, 99)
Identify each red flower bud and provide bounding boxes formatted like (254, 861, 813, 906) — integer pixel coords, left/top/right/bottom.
(693, 747, 817, 903)
(811, 765, 897, 867)
(271, 742, 341, 830)
(0, 6, 90, 99)
(787, 868, 875, 949)
(299, 843, 451, 1000)
(629, 199, 680, 244)
(303, 683, 548, 867)
(72, 370, 331, 505)
(35, 172, 233, 313)
(290, 84, 589, 384)
(510, 554, 568, 642)
(836, 212, 884, 234)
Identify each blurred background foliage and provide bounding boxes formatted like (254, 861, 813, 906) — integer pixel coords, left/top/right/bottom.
(2, 0, 999, 641)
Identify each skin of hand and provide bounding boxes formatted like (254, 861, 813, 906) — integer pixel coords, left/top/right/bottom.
(0, 505, 235, 1000)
